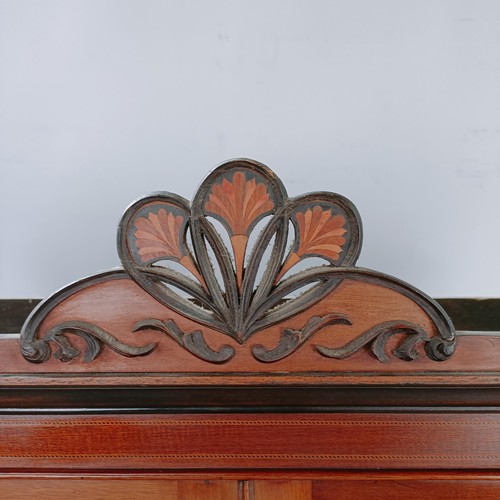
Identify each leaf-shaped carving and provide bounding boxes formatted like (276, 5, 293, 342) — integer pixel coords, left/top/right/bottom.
(133, 319, 235, 363)
(205, 171, 275, 236)
(134, 208, 185, 261)
(204, 170, 276, 289)
(252, 314, 351, 362)
(276, 206, 347, 281)
(296, 207, 346, 259)
(133, 207, 204, 285)
(21, 320, 156, 363)
(315, 320, 430, 363)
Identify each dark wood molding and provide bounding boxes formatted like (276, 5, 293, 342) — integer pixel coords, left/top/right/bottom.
(0, 299, 41, 334)
(0, 386, 500, 414)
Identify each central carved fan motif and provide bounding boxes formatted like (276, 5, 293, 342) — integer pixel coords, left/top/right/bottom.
(118, 160, 362, 343)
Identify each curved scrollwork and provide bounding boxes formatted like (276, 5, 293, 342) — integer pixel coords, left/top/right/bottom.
(21, 320, 156, 364)
(252, 314, 352, 363)
(20, 159, 456, 364)
(20, 271, 158, 364)
(133, 319, 235, 364)
(315, 320, 430, 363)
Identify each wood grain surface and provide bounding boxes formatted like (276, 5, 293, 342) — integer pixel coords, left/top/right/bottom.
(0, 413, 497, 470)
(0, 475, 499, 499)
(2, 277, 497, 385)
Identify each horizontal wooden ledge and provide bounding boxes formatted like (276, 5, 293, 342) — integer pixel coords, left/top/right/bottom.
(1, 296, 499, 387)
(0, 330, 499, 386)
(1, 386, 500, 412)
(1, 470, 500, 481)
(1, 373, 500, 387)
(0, 475, 499, 500)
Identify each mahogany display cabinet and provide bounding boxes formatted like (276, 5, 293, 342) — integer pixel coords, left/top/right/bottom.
(0, 159, 499, 499)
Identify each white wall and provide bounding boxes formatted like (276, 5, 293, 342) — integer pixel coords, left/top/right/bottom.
(1, 0, 499, 298)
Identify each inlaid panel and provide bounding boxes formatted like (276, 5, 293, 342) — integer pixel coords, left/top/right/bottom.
(0, 413, 497, 470)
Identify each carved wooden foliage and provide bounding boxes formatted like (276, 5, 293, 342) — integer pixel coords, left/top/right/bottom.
(20, 159, 456, 365)
(118, 161, 362, 342)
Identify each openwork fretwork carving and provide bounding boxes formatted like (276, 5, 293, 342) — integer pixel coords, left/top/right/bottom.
(119, 161, 361, 342)
(20, 159, 456, 365)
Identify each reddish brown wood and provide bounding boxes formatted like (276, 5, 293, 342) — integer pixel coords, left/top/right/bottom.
(2, 471, 500, 482)
(312, 479, 500, 500)
(0, 413, 497, 471)
(0, 479, 179, 500)
(1, 159, 498, 495)
(1, 476, 499, 499)
(26, 277, 441, 369)
(115, 160, 364, 345)
(178, 480, 238, 500)
(253, 480, 312, 499)
(1, 277, 498, 385)
(18, 159, 458, 374)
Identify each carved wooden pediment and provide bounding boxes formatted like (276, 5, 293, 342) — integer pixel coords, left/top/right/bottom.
(19, 159, 457, 383)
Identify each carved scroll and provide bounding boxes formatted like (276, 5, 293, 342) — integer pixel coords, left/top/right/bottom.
(20, 159, 456, 365)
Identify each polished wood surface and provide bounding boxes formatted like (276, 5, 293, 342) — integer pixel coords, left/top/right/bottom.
(0, 413, 497, 470)
(1, 474, 499, 500)
(0, 159, 498, 497)
(1, 278, 498, 386)
(15, 159, 459, 382)
(311, 479, 500, 500)
(253, 480, 312, 499)
(0, 479, 180, 500)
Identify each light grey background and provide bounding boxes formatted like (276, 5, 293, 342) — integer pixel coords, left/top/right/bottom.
(1, 0, 499, 298)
